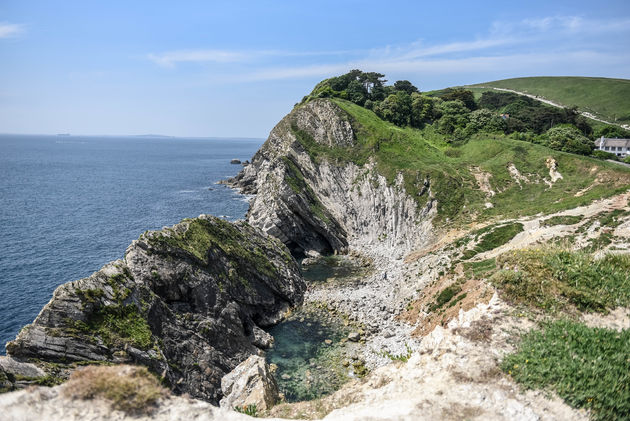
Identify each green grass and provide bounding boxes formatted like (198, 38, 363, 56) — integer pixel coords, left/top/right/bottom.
(541, 215, 583, 227)
(491, 248, 630, 313)
(292, 99, 630, 226)
(503, 320, 630, 421)
(235, 404, 259, 417)
(86, 304, 154, 350)
(462, 223, 524, 259)
(468, 76, 630, 124)
(428, 285, 462, 312)
(146, 217, 285, 282)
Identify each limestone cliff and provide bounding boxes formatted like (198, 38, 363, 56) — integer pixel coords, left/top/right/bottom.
(2, 215, 305, 404)
(226, 99, 435, 258)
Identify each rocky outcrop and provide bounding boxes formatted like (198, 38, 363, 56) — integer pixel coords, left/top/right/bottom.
(220, 355, 279, 411)
(225, 99, 435, 258)
(3, 215, 305, 404)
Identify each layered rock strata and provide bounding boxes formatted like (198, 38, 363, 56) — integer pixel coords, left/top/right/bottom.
(225, 99, 435, 258)
(2, 215, 305, 404)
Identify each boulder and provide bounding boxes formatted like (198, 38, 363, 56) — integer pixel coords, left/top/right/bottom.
(219, 355, 279, 411)
(230, 159, 242, 164)
(348, 332, 361, 342)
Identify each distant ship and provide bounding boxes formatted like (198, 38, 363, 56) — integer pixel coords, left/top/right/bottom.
(56, 133, 71, 137)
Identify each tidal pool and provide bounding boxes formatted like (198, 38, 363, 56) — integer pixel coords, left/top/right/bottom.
(265, 306, 356, 402)
(301, 255, 369, 283)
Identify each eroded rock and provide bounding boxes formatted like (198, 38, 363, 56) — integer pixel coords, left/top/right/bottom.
(219, 355, 279, 411)
(5, 215, 305, 404)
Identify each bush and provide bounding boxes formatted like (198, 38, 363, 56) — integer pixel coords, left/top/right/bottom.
(503, 320, 630, 421)
(544, 125, 594, 155)
(62, 365, 168, 414)
(491, 247, 630, 312)
(592, 150, 619, 160)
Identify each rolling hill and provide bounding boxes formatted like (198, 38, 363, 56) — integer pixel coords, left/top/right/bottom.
(466, 76, 630, 126)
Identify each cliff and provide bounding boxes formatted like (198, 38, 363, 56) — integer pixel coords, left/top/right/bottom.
(2, 215, 304, 404)
(226, 99, 435, 258)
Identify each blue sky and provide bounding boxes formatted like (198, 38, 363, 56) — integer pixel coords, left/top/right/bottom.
(1, 1, 629, 137)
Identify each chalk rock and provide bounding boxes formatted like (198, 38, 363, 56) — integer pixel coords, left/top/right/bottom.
(220, 355, 279, 411)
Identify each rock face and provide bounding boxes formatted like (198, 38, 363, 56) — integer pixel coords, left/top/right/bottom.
(4, 215, 305, 404)
(226, 99, 435, 258)
(220, 355, 279, 411)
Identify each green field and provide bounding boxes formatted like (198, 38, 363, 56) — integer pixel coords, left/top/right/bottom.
(466, 77, 630, 124)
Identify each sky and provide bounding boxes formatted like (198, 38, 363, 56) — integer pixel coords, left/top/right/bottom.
(1, 0, 629, 138)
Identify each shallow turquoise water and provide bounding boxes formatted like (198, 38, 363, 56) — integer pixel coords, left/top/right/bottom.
(265, 306, 352, 402)
(301, 255, 368, 283)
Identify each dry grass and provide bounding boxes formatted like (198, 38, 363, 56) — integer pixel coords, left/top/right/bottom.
(62, 365, 168, 414)
(398, 274, 494, 337)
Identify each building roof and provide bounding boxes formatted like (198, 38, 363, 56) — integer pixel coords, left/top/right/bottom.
(596, 137, 630, 148)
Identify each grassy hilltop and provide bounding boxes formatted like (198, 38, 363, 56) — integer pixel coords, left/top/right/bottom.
(467, 76, 630, 125)
(298, 71, 630, 226)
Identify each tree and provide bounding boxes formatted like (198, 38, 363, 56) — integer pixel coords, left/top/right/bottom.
(440, 88, 476, 110)
(375, 92, 412, 126)
(594, 125, 630, 139)
(544, 125, 594, 155)
(466, 109, 505, 133)
(436, 100, 470, 134)
(393, 80, 419, 94)
(346, 80, 368, 105)
(410, 93, 435, 128)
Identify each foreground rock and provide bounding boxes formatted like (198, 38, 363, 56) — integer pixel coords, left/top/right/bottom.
(0, 298, 587, 421)
(220, 355, 279, 411)
(3, 215, 305, 404)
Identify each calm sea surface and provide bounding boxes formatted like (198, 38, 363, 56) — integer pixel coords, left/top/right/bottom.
(0, 134, 262, 353)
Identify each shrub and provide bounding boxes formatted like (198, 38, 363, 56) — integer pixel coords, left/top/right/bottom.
(62, 365, 168, 414)
(544, 125, 594, 155)
(503, 320, 630, 421)
(491, 247, 630, 312)
(540, 215, 583, 226)
(592, 150, 619, 161)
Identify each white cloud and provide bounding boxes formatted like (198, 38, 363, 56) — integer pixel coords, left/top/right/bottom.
(147, 48, 360, 68)
(147, 49, 250, 67)
(0, 22, 24, 38)
(148, 14, 630, 83)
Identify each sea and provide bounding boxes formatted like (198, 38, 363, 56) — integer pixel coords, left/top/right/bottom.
(0, 134, 263, 353)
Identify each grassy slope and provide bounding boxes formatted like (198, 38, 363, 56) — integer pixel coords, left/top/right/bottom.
(301, 99, 630, 226)
(467, 76, 630, 124)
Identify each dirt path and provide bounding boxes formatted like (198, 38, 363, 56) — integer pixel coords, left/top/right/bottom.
(476, 190, 630, 260)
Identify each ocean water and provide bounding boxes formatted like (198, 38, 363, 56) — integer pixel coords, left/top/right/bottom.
(0, 134, 263, 353)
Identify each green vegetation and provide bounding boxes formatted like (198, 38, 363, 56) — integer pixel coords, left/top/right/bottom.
(469, 76, 630, 124)
(491, 248, 630, 313)
(428, 285, 462, 312)
(235, 404, 259, 417)
(598, 208, 630, 228)
(462, 223, 524, 259)
(502, 320, 630, 421)
(63, 365, 168, 414)
(146, 217, 282, 281)
(380, 344, 413, 362)
(292, 73, 630, 225)
(326, 98, 630, 224)
(86, 304, 153, 350)
(541, 215, 583, 226)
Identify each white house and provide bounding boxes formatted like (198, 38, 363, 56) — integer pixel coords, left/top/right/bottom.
(595, 136, 630, 158)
